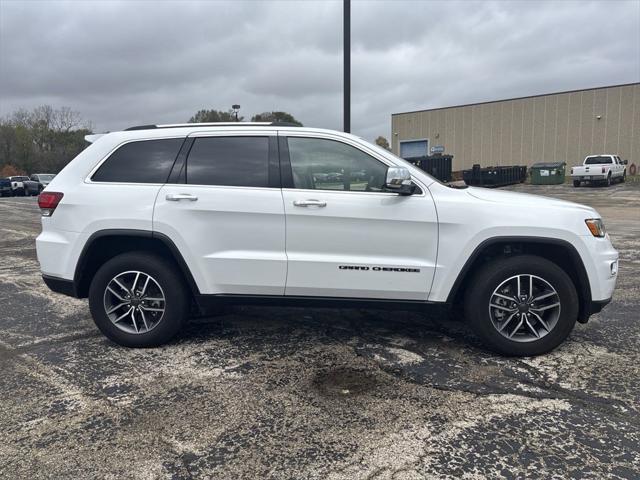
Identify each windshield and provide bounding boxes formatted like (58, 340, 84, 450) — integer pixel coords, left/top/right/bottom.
(11, 176, 29, 181)
(37, 174, 55, 181)
(585, 156, 612, 165)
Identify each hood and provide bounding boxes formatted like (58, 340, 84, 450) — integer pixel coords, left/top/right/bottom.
(466, 187, 596, 213)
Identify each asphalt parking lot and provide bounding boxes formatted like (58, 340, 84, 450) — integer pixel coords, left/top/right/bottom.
(1, 182, 639, 479)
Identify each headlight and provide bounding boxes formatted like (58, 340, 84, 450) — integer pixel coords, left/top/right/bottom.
(585, 218, 606, 237)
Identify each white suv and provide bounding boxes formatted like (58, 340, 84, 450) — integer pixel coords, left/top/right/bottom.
(36, 123, 618, 355)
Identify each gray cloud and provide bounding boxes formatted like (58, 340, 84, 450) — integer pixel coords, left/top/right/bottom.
(0, 0, 638, 142)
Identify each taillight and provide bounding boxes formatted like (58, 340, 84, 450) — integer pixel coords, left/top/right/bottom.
(38, 192, 64, 217)
(570, 168, 573, 174)
(602, 166, 605, 173)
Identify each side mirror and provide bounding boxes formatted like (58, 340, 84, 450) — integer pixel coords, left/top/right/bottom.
(384, 167, 416, 195)
(623, 159, 628, 165)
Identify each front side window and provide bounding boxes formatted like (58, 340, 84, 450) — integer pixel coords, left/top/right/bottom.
(186, 136, 269, 187)
(287, 137, 388, 192)
(92, 138, 183, 183)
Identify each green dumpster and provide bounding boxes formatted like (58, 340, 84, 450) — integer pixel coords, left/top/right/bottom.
(530, 162, 566, 185)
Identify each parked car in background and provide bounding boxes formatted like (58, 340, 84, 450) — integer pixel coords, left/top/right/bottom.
(22, 174, 56, 196)
(571, 155, 626, 187)
(23, 178, 42, 196)
(7, 176, 29, 196)
(30, 173, 56, 189)
(36, 123, 618, 356)
(0, 178, 12, 197)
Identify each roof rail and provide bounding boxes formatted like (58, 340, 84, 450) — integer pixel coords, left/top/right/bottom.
(124, 121, 300, 131)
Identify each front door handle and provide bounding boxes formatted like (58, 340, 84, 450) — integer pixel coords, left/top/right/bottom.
(166, 193, 198, 202)
(293, 199, 327, 207)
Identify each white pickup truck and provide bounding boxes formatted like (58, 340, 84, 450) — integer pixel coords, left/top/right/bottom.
(571, 155, 627, 187)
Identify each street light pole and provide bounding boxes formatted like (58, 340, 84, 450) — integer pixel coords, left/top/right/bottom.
(343, 0, 350, 133)
(232, 104, 241, 122)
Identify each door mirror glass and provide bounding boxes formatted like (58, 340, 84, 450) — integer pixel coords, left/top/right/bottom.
(384, 167, 416, 195)
(624, 159, 628, 165)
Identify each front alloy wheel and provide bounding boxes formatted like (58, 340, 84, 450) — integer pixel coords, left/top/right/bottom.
(489, 274, 561, 342)
(465, 255, 578, 356)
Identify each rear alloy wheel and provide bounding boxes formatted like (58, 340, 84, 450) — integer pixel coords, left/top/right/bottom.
(103, 271, 166, 335)
(465, 255, 578, 356)
(89, 252, 188, 347)
(605, 174, 612, 187)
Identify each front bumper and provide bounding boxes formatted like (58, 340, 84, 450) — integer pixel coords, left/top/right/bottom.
(583, 236, 619, 302)
(578, 297, 612, 323)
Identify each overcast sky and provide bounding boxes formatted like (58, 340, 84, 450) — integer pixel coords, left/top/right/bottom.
(1, 0, 639, 141)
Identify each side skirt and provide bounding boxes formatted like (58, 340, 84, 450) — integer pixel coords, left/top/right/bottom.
(193, 294, 444, 315)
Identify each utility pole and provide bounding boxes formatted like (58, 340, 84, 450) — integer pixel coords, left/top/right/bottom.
(343, 0, 350, 133)
(232, 104, 241, 121)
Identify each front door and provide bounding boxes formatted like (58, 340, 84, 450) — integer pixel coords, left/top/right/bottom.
(153, 132, 287, 295)
(280, 133, 438, 300)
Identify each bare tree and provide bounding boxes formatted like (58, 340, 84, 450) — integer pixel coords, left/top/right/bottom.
(53, 106, 83, 132)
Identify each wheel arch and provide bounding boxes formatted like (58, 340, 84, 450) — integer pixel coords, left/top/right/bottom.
(74, 229, 199, 298)
(446, 236, 592, 322)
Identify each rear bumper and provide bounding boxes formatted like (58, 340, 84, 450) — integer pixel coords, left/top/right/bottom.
(36, 228, 87, 280)
(572, 174, 607, 181)
(42, 274, 78, 297)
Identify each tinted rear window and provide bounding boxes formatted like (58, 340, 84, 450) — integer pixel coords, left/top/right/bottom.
(92, 138, 184, 183)
(186, 136, 269, 187)
(585, 156, 613, 165)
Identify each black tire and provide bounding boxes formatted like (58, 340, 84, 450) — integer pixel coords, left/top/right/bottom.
(88, 251, 189, 347)
(605, 173, 611, 187)
(572, 180, 580, 187)
(464, 255, 578, 356)
(621, 171, 626, 183)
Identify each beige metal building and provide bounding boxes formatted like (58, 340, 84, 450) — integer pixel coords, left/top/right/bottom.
(391, 83, 640, 171)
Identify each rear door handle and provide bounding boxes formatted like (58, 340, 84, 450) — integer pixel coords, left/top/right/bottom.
(166, 193, 198, 202)
(293, 199, 327, 207)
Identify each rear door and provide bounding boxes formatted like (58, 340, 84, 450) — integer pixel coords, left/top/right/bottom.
(279, 132, 438, 300)
(153, 131, 287, 295)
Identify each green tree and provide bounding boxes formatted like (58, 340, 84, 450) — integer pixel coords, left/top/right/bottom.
(0, 105, 91, 175)
(188, 109, 243, 123)
(251, 111, 303, 126)
(375, 136, 390, 150)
